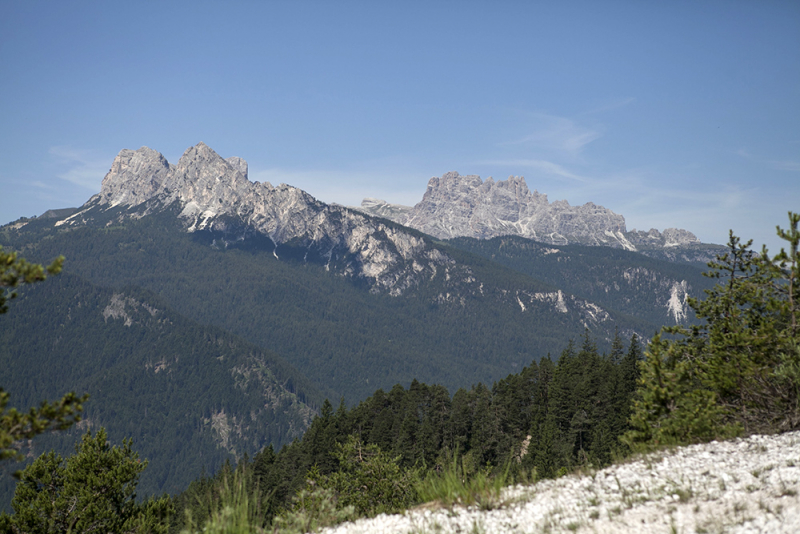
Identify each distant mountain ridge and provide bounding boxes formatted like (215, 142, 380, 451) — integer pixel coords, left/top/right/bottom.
(59, 142, 456, 296)
(16, 142, 712, 343)
(355, 172, 722, 264)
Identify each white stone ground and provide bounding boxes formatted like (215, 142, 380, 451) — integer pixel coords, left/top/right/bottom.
(321, 431, 800, 533)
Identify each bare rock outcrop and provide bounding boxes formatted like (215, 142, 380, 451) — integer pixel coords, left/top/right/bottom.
(63, 143, 454, 296)
(356, 172, 703, 253)
(98, 146, 173, 207)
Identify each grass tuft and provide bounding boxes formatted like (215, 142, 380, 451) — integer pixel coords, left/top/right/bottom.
(414, 453, 512, 510)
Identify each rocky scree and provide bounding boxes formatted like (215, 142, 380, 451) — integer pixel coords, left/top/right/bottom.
(321, 431, 800, 534)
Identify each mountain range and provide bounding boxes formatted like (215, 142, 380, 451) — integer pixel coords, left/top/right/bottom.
(0, 142, 719, 503)
(356, 172, 723, 265)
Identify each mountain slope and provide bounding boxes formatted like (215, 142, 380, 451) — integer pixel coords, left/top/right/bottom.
(1, 143, 671, 404)
(446, 235, 716, 327)
(320, 431, 800, 533)
(2, 207, 655, 404)
(0, 272, 322, 504)
(61, 143, 454, 296)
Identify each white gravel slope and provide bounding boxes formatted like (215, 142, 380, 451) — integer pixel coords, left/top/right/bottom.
(321, 431, 800, 534)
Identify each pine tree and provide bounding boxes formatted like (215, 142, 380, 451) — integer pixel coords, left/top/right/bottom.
(1, 428, 172, 533)
(624, 213, 800, 449)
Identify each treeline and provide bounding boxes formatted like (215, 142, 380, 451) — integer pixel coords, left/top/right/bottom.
(171, 332, 642, 531)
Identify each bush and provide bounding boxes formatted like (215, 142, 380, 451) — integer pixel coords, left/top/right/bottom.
(310, 436, 419, 517)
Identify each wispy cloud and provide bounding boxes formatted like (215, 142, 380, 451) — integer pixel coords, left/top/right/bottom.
(49, 146, 110, 190)
(579, 97, 636, 116)
(769, 160, 800, 172)
(735, 148, 800, 173)
(500, 113, 601, 155)
(475, 158, 591, 184)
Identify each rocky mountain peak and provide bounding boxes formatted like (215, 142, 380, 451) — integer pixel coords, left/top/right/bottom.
(95, 143, 252, 212)
(627, 227, 700, 248)
(356, 172, 708, 258)
(98, 146, 172, 207)
(64, 143, 460, 296)
(164, 142, 251, 209)
(401, 172, 626, 244)
(225, 157, 248, 179)
(359, 198, 412, 220)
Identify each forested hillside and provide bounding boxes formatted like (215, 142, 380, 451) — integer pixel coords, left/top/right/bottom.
(171, 332, 642, 531)
(1, 207, 656, 405)
(447, 235, 716, 326)
(167, 213, 800, 533)
(0, 271, 322, 505)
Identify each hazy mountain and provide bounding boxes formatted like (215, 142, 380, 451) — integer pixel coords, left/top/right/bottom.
(446, 235, 715, 327)
(3, 144, 672, 399)
(355, 172, 724, 266)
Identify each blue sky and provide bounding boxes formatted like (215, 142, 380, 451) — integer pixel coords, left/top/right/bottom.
(1, 1, 798, 253)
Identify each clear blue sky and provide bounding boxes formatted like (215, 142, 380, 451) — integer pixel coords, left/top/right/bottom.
(1, 1, 798, 253)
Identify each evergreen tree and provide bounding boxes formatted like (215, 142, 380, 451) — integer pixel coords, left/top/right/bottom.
(310, 436, 418, 517)
(0, 428, 172, 533)
(0, 246, 63, 315)
(624, 213, 800, 449)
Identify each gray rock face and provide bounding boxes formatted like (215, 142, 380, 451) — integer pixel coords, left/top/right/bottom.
(65, 143, 453, 296)
(359, 198, 412, 221)
(98, 146, 174, 207)
(225, 156, 248, 179)
(627, 227, 700, 248)
(356, 172, 703, 253)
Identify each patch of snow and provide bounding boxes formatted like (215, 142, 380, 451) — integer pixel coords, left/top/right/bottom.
(55, 205, 92, 226)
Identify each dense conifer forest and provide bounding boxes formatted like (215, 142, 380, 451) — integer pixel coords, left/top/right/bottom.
(169, 332, 642, 531)
(446, 235, 717, 326)
(0, 272, 324, 506)
(0, 207, 656, 404)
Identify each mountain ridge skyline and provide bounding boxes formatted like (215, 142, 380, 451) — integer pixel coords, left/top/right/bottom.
(18, 142, 712, 255)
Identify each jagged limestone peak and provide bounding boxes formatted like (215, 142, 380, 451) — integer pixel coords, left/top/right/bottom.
(225, 156, 248, 179)
(402, 171, 627, 244)
(99, 146, 172, 207)
(85, 144, 458, 296)
(355, 172, 705, 255)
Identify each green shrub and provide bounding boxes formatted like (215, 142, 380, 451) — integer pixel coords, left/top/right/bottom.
(311, 436, 419, 517)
